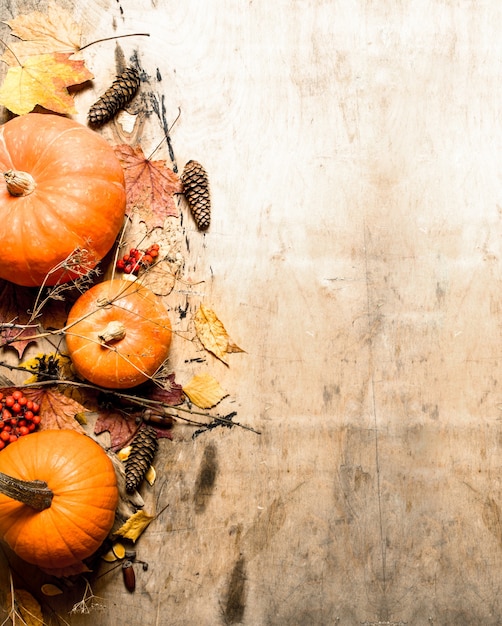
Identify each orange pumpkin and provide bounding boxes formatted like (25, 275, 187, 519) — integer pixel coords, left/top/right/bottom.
(0, 113, 126, 287)
(65, 279, 172, 389)
(0, 429, 118, 576)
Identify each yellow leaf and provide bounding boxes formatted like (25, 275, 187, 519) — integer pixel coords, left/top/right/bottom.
(20, 352, 73, 384)
(0, 52, 93, 115)
(9, 589, 43, 625)
(183, 373, 228, 409)
(193, 304, 244, 365)
(2, 2, 82, 65)
(114, 510, 154, 543)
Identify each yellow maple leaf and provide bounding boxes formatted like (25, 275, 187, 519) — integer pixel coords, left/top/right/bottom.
(114, 510, 155, 543)
(183, 373, 228, 408)
(2, 2, 82, 65)
(0, 52, 93, 115)
(193, 304, 244, 365)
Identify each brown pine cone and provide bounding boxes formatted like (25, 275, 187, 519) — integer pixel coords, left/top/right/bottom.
(181, 160, 211, 230)
(125, 425, 158, 493)
(88, 67, 140, 127)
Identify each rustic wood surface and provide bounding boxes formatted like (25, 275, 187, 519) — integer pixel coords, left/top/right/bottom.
(1, 0, 502, 624)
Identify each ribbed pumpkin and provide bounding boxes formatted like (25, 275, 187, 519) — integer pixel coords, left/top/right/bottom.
(0, 429, 118, 576)
(0, 113, 126, 287)
(65, 279, 172, 389)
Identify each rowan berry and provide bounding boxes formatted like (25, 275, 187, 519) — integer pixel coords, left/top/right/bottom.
(18, 426, 29, 436)
(24, 411, 34, 421)
(31, 415, 41, 425)
(32, 403, 40, 413)
(5, 396, 14, 407)
(18, 396, 27, 406)
(2, 409, 11, 421)
(0, 431, 10, 441)
(25, 401, 33, 411)
(8, 434, 17, 443)
(12, 403, 21, 413)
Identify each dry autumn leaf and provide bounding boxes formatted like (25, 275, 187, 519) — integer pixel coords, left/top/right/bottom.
(194, 304, 244, 365)
(8, 589, 43, 626)
(95, 411, 139, 451)
(113, 144, 183, 228)
(114, 509, 154, 542)
(183, 373, 228, 409)
(0, 52, 92, 115)
(2, 2, 82, 65)
(22, 387, 87, 433)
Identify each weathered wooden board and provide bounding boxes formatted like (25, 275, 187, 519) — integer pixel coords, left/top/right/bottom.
(1, 0, 502, 624)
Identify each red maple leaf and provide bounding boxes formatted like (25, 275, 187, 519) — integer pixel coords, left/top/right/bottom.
(113, 144, 183, 228)
(94, 410, 139, 451)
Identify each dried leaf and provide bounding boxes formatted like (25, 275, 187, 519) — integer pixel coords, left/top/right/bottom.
(95, 411, 138, 451)
(183, 373, 228, 409)
(9, 589, 43, 625)
(22, 387, 87, 433)
(0, 52, 93, 115)
(147, 373, 185, 406)
(41, 584, 63, 597)
(194, 304, 244, 365)
(2, 2, 82, 65)
(113, 144, 183, 228)
(114, 509, 154, 542)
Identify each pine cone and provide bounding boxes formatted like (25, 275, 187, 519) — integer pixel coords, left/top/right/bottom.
(88, 67, 140, 127)
(125, 425, 158, 493)
(181, 160, 211, 230)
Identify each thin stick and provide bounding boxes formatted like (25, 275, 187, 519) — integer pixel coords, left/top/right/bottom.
(79, 33, 150, 52)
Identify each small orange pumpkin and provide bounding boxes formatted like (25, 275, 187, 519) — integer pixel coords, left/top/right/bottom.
(65, 279, 172, 389)
(0, 113, 126, 287)
(0, 429, 118, 576)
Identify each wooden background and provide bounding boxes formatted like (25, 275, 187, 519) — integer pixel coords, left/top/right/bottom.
(2, 0, 502, 624)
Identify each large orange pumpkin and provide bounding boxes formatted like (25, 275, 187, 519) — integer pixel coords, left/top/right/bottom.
(0, 113, 126, 287)
(0, 429, 118, 576)
(65, 278, 172, 388)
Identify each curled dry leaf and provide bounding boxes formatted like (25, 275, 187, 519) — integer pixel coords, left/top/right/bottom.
(0, 52, 93, 115)
(113, 144, 183, 228)
(114, 509, 154, 543)
(183, 373, 228, 409)
(194, 304, 245, 365)
(8, 589, 43, 626)
(2, 2, 82, 65)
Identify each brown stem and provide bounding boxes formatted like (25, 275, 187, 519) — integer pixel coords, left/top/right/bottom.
(0, 472, 53, 511)
(98, 320, 126, 344)
(4, 170, 36, 196)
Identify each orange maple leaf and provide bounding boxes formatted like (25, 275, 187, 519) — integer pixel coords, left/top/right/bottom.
(23, 387, 87, 433)
(0, 52, 92, 115)
(113, 144, 183, 228)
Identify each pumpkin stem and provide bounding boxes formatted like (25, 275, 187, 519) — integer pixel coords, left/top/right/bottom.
(3, 170, 36, 197)
(0, 471, 53, 511)
(99, 320, 127, 344)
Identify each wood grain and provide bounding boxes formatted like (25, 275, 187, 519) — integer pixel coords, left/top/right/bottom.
(1, 0, 502, 623)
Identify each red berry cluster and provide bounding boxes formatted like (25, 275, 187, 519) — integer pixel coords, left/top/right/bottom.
(0, 391, 41, 449)
(116, 244, 160, 275)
